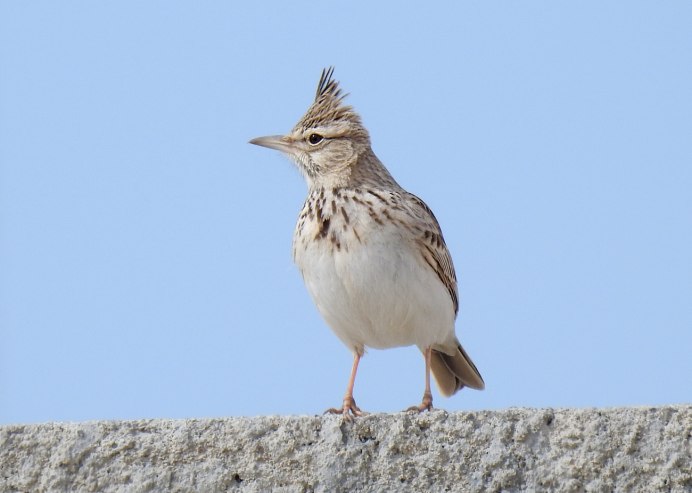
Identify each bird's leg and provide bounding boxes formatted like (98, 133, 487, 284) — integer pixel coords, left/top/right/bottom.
(407, 347, 434, 413)
(325, 352, 365, 421)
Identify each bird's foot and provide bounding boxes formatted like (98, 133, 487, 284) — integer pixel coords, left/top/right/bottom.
(325, 395, 366, 422)
(406, 391, 433, 413)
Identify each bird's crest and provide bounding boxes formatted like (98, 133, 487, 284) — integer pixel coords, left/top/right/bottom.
(315, 66, 343, 101)
(295, 67, 364, 132)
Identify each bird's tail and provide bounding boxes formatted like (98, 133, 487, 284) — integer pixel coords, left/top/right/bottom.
(430, 341, 485, 396)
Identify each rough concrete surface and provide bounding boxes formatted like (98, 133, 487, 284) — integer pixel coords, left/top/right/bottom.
(1, 406, 690, 492)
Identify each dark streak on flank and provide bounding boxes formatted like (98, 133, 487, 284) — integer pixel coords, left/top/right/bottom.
(366, 190, 388, 204)
(382, 209, 394, 221)
(330, 232, 341, 251)
(340, 208, 350, 224)
(316, 217, 331, 239)
(314, 201, 322, 223)
(368, 209, 384, 226)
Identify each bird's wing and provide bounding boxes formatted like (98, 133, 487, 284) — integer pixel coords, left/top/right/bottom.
(405, 193, 460, 315)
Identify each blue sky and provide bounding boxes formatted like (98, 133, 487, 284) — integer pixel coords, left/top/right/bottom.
(1, 2, 690, 424)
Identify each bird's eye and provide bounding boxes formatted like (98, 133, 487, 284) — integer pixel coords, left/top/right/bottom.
(308, 133, 324, 145)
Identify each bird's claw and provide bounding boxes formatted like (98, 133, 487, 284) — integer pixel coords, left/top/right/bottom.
(325, 396, 366, 421)
(405, 391, 433, 413)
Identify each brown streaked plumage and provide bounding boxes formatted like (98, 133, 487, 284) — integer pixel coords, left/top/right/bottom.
(250, 67, 484, 419)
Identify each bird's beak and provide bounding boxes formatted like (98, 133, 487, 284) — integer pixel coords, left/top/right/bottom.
(249, 135, 294, 153)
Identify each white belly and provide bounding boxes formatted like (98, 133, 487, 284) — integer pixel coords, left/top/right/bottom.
(296, 229, 456, 353)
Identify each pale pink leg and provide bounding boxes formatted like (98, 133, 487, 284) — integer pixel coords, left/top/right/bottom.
(325, 353, 366, 421)
(407, 347, 433, 413)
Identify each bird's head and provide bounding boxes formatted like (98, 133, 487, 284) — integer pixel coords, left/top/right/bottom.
(250, 67, 373, 189)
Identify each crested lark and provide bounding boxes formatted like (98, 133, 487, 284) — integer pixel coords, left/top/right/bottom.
(250, 67, 484, 419)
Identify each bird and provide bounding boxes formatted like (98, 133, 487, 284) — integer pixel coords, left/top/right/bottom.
(249, 67, 484, 419)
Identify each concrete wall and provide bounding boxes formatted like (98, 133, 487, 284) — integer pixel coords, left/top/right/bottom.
(1, 406, 690, 492)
